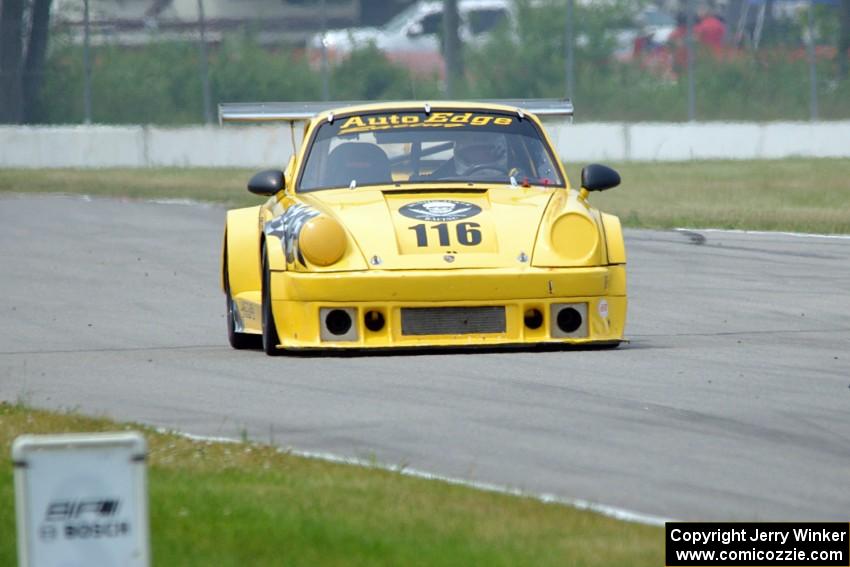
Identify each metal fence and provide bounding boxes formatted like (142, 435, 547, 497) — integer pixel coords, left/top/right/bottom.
(1, 0, 848, 125)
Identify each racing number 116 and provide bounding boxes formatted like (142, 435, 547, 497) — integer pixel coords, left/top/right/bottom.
(408, 222, 482, 247)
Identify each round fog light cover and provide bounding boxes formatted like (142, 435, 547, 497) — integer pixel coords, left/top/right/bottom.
(300, 216, 347, 266)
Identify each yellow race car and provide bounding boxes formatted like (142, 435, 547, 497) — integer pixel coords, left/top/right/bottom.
(220, 99, 626, 354)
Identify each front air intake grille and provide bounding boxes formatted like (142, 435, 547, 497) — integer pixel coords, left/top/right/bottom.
(401, 307, 506, 336)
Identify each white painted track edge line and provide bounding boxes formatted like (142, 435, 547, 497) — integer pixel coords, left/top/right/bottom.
(673, 227, 850, 240)
(160, 428, 672, 527)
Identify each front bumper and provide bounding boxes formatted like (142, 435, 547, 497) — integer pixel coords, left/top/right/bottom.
(269, 265, 626, 349)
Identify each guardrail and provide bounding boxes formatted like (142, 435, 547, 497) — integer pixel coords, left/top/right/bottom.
(1, 121, 848, 168)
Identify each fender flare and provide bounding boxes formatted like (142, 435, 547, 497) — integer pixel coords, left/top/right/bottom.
(601, 213, 626, 265)
(222, 206, 263, 297)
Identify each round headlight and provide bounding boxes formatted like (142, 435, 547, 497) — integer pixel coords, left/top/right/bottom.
(299, 216, 347, 266)
(550, 213, 599, 263)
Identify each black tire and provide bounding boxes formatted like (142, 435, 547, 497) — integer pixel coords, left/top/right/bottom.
(592, 341, 621, 350)
(261, 246, 282, 356)
(224, 250, 261, 350)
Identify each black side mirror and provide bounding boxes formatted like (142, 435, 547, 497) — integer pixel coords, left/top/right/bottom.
(247, 169, 284, 196)
(580, 164, 621, 192)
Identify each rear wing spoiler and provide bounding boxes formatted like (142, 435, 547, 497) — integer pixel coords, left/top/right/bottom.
(218, 99, 574, 125)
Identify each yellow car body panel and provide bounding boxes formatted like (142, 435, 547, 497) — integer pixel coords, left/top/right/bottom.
(222, 100, 627, 351)
(600, 212, 627, 265)
(294, 186, 554, 271)
(272, 296, 626, 349)
(223, 206, 261, 297)
(222, 206, 264, 333)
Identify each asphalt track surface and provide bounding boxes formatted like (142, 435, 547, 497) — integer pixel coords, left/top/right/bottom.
(1, 194, 848, 522)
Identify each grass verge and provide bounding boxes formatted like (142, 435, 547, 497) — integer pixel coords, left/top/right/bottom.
(0, 402, 662, 566)
(0, 167, 258, 207)
(2, 158, 847, 233)
(588, 158, 850, 234)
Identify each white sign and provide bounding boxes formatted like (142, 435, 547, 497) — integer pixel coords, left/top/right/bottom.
(12, 432, 150, 567)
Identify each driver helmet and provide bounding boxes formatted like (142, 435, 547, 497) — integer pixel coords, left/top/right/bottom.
(453, 131, 507, 175)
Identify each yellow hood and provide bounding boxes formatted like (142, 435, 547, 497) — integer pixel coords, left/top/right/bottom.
(300, 186, 556, 270)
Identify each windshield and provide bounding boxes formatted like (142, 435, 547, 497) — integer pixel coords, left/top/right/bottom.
(298, 110, 564, 192)
(383, 3, 427, 33)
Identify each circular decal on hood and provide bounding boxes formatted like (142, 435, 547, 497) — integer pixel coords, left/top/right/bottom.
(398, 200, 482, 222)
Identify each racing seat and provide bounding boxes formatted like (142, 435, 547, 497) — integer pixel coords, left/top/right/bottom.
(324, 143, 392, 187)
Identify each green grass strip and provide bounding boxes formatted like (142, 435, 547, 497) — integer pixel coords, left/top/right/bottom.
(0, 403, 661, 566)
(2, 158, 848, 233)
(589, 158, 850, 234)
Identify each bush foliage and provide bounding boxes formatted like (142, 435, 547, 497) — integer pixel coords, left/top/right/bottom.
(34, 0, 850, 124)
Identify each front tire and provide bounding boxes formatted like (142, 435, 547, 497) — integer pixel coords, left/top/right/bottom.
(261, 246, 282, 356)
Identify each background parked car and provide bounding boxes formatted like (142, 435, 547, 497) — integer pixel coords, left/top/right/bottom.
(308, 0, 512, 76)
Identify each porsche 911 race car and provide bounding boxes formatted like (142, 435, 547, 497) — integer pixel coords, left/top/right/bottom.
(220, 99, 626, 354)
